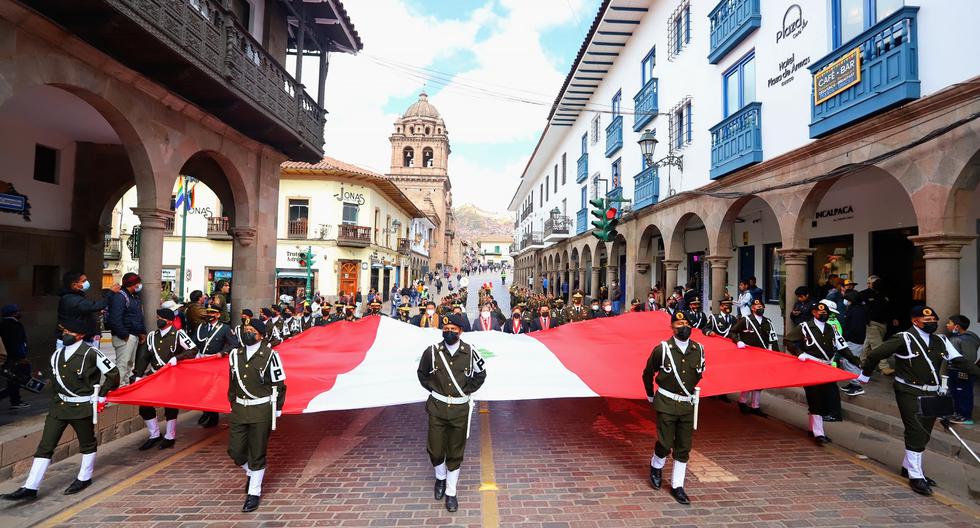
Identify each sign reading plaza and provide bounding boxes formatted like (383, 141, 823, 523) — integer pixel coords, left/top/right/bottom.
(813, 47, 861, 105)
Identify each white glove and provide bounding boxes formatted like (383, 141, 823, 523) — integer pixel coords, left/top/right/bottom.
(275, 411, 282, 417)
(736, 341, 747, 349)
(167, 357, 177, 366)
(647, 395, 654, 403)
(856, 374, 870, 384)
(134, 376, 142, 382)
(97, 396, 107, 404)
(798, 353, 809, 362)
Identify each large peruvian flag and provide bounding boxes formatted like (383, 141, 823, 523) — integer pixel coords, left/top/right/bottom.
(107, 311, 855, 413)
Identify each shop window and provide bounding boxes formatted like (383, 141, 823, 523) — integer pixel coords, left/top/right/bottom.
(33, 144, 59, 184)
(32, 264, 60, 296)
(810, 235, 854, 288)
(763, 243, 784, 304)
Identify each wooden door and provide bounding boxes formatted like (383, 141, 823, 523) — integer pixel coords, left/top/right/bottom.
(339, 260, 359, 295)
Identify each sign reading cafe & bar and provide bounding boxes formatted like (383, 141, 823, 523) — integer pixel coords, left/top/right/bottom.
(813, 48, 861, 105)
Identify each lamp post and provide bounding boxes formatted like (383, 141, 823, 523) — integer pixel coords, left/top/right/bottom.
(638, 128, 683, 197)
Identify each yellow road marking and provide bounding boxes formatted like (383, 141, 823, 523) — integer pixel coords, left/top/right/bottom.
(37, 434, 224, 528)
(479, 401, 500, 528)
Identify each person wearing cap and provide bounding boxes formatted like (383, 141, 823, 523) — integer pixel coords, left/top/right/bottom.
(683, 298, 708, 331)
(300, 304, 316, 331)
(642, 310, 705, 505)
(395, 304, 413, 323)
(412, 301, 444, 329)
(343, 304, 359, 322)
(707, 296, 737, 339)
(2, 319, 119, 502)
(315, 303, 335, 326)
(234, 309, 255, 342)
(417, 313, 487, 513)
(730, 299, 780, 416)
(261, 306, 287, 346)
(504, 306, 529, 334)
(790, 286, 814, 327)
(857, 306, 980, 496)
(194, 305, 237, 428)
(107, 272, 146, 386)
(450, 304, 471, 331)
(784, 301, 861, 445)
(472, 302, 501, 332)
(226, 318, 287, 512)
(132, 308, 199, 451)
(365, 300, 388, 317)
(530, 303, 560, 332)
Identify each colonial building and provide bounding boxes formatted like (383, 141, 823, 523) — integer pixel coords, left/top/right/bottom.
(509, 0, 980, 333)
(387, 93, 464, 272)
(0, 0, 361, 362)
(475, 236, 515, 268)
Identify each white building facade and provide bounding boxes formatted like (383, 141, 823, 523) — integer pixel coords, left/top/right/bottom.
(509, 0, 980, 333)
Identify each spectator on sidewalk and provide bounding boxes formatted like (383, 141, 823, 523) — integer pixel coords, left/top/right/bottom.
(790, 286, 815, 327)
(211, 280, 231, 324)
(946, 315, 979, 425)
(859, 275, 895, 375)
(561, 280, 569, 302)
(734, 280, 753, 318)
(0, 304, 28, 409)
(58, 271, 118, 349)
(107, 273, 146, 385)
(182, 290, 207, 329)
(839, 290, 868, 396)
(610, 280, 622, 314)
(747, 276, 764, 303)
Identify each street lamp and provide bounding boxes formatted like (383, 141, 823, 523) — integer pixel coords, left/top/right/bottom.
(638, 128, 682, 197)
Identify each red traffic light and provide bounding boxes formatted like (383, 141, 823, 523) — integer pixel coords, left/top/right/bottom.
(299, 259, 307, 268)
(606, 208, 617, 220)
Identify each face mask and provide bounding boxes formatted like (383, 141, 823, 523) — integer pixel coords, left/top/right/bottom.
(512, 313, 521, 319)
(80, 280, 91, 292)
(481, 310, 490, 317)
(843, 299, 851, 307)
(134, 283, 143, 293)
(753, 308, 765, 316)
(62, 333, 78, 346)
(673, 326, 692, 341)
(921, 321, 938, 334)
(241, 332, 259, 346)
(442, 330, 460, 345)
(591, 305, 599, 311)
(816, 313, 830, 323)
(426, 309, 435, 316)
(604, 306, 612, 312)
(156, 319, 169, 329)
(648, 297, 654, 302)
(541, 311, 550, 317)
(949, 328, 960, 335)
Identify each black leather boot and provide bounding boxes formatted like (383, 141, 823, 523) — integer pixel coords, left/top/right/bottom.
(649, 466, 662, 489)
(2, 488, 38, 501)
(64, 479, 91, 495)
(445, 494, 458, 512)
(242, 494, 261, 512)
(434, 478, 446, 500)
(158, 438, 176, 449)
(669, 486, 690, 505)
(138, 437, 162, 451)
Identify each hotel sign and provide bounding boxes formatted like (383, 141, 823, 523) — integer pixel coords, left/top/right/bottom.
(813, 48, 861, 105)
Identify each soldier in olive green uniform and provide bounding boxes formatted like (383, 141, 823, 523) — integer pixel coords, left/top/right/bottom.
(642, 311, 705, 505)
(416, 313, 487, 513)
(706, 297, 737, 338)
(3, 321, 120, 501)
(260, 307, 286, 346)
(552, 298, 568, 325)
(730, 299, 780, 415)
(857, 306, 980, 496)
(396, 304, 413, 323)
(133, 308, 198, 451)
(783, 302, 861, 445)
(227, 319, 287, 512)
(683, 298, 709, 331)
(566, 291, 590, 323)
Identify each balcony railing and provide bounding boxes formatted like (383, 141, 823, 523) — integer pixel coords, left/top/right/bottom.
(287, 219, 309, 239)
(710, 102, 763, 179)
(337, 224, 372, 247)
(604, 115, 623, 157)
(544, 215, 571, 240)
(576, 208, 588, 235)
(809, 7, 919, 138)
(398, 238, 411, 255)
(103, 238, 122, 260)
(708, 0, 761, 64)
(520, 231, 543, 250)
(576, 153, 589, 183)
(633, 79, 659, 132)
(606, 186, 624, 218)
(634, 165, 659, 210)
(206, 216, 231, 240)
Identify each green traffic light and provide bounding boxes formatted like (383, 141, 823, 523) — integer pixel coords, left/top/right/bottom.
(588, 198, 605, 209)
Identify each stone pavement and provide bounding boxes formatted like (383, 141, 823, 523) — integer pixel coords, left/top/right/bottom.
(3, 396, 976, 527)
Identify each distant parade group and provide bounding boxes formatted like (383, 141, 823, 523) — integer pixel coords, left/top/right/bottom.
(2, 268, 978, 512)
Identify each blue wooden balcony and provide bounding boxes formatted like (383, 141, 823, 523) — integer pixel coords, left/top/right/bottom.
(576, 208, 588, 235)
(708, 0, 761, 64)
(809, 6, 919, 138)
(710, 102, 762, 180)
(633, 165, 659, 210)
(576, 153, 589, 183)
(633, 79, 659, 132)
(605, 115, 623, 157)
(606, 186, 623, 218)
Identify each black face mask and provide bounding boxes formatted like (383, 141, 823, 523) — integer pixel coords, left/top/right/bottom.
(241, 332, 259, 346)
(157, 319, 169, 329)
(512, 313, 521, 319)
(673, 326, 692, 341)
(442, 330, 460, 345)
(541, 312, 550, 317)
(816, 313, 830, 323)
(753, 308, 765, 316)
(62, 333, 78, 346)
(921, 321, 938, 334)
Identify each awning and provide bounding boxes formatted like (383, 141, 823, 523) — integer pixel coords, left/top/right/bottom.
(277, 270, 310, 279)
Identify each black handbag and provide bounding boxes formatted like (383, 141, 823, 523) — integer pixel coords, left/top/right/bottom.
(917, 395, 954, 418)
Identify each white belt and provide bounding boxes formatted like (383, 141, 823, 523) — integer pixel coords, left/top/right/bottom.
(896, 377, 939, 392)
(235, 396, 271, 406)
(430, 391, 470, 405)
(657, 388, 695, 404)
(58, 393, 92, 404)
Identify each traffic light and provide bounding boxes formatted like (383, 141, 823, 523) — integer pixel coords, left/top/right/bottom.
(589, 197, 619, 241)
(298, 252, 307, 268)
(605, 206, 620, 241)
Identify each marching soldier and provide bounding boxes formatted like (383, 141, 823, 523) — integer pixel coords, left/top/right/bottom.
(707, 297, 737, 338)
(343, 304, 359, 321)
(227, 319, 286, 512)
(395, 305, 413, 323)
(504, 306, 530, 334)
(857, 306, 980, 496)
(552, 298, 569, 325)
(315, 304, 334, 326)
(260, 307, 286, 346)
(133, 308, 198, 451)
(194, 306, 237, 428)
(2, 320, 120, 501)
(530, 303, 560, 331)
(642, 311, 705, 505)
(451, 304, 471, 332)
(300, 304, 316, 331)
(365, 300, 387, 317)
(233, 309, 255, 344)
(471, 302, 501, 332)
(413, 301, 444, 329)
(684, 298, 709, 331)
(416, 313, 487, 513)
(784, 302, 861, 445)
(730, 299, 780, 415)
(566, 291, 590, 323)
(327, 304, 346, 324)
(286, 305, 304, 336)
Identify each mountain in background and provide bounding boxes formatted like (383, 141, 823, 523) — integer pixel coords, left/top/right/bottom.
(454, 203, 513, 241)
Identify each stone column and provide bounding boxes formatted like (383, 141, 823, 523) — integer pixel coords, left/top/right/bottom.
(663, 259, 681, 293)
(590, 266, 601, 299)
(778, 248, 814, 328)
(132, 207, 173, 329)
(577, 267, 586, 293)
(706, 255, 731, 311)
(230, 227, 260, 320)
(910, 234, 976, 320)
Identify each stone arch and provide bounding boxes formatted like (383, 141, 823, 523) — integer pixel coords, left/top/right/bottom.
(944, 144, 980, 235)
(174, 150, 251, 229)
(403, 146, 414, 167)
(667, 211, 708, 262)
(716, 195, 783, 256)
(422, 147, 434, 167)
(636, 222, 665, 295)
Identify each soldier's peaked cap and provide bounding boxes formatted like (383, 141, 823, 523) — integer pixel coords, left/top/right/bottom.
(720, 297, 734, 305)
(750, 299, 764, 307)
(156, 308, 176, 320)
(672, 311, 689, 324)
(261, 307, 275, 317)
(911, 305, 937, 319)
(248, 319, 268, 336)
(444, 313, 468, 330)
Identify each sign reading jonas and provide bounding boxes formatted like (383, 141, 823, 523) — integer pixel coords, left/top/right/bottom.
(814, 48, 861, 105)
